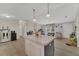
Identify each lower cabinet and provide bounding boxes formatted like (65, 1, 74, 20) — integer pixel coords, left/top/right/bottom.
(25, 39, 54, 56)
(25, 39, 31, 55)
(30, 41, 42, 56)
(25, 39, 44, 56)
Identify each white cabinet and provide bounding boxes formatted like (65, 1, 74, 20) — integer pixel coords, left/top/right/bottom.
(25, 38, 54, 56)
(30, 41, 41, 56)
(25, 39, 44, 56)
(25, 39, 31, 55)
(25, 39, 42, 56)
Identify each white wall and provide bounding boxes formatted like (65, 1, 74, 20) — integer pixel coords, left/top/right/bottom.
(75, 16, 79, 47)
(62, 22, 74, 39)
(19, 20, 26, 37)
(0, 19, 20, 39)
(41, 22, 74, 39)
(0, 19, 74, 40)
(19, 20, 42, 37)
(0, 19, 41, 40)
(52, 22, 74, 39)
(25, 21, 41, 32)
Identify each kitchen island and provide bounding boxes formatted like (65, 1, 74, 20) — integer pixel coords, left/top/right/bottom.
(25, 35, 55, 56)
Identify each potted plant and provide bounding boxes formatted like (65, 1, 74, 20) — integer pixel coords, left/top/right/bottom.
(70, 32, 77, 47)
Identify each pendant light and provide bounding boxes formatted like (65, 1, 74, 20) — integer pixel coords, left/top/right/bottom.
(33, 9, 36, 21)
(46, 3, 50, 17)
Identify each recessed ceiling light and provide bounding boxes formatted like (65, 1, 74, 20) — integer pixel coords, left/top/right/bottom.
(33, 18, 36, 22)
(5, 16, 11, 18)
(1, 14, 12, 18)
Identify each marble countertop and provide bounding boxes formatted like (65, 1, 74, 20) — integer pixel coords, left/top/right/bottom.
(25, 35, 55, 46)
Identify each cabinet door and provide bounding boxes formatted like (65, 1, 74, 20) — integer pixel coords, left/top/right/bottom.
(30, 41, 41, 56)
(25, 39, 31, 55)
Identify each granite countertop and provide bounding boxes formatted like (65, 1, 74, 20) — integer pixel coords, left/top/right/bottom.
(25, 35, 55, 46)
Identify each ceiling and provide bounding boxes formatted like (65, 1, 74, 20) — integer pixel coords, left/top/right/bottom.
(0, 3, 79, 24)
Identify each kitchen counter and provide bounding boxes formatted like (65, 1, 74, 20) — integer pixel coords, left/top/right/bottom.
(25, 35, 55, 56)
(26, 35, 55, 46)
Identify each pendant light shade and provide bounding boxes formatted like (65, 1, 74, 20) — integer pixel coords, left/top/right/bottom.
(46, 13, 50, 17)
(33, 9, 36, 21)
(46, 3, 50, 17)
